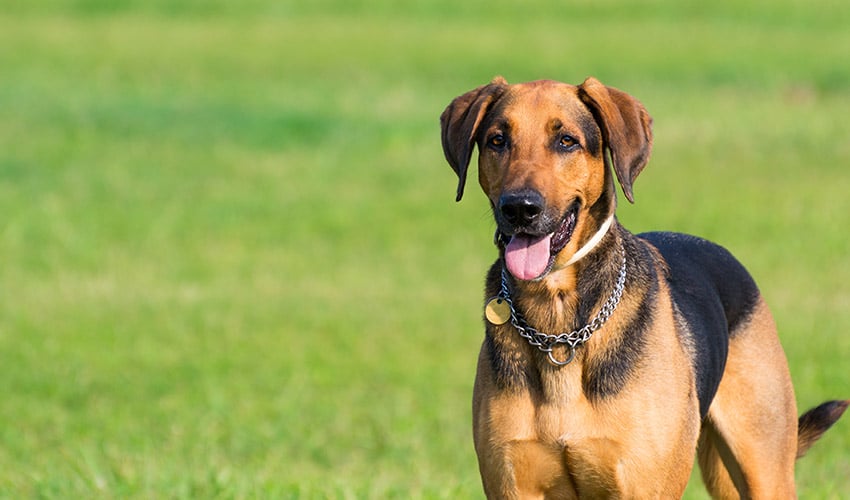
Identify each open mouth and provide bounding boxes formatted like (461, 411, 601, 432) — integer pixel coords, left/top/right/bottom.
(501, 204, 579, 281)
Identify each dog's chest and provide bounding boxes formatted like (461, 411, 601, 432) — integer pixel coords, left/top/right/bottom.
(494, 387, 631, 496)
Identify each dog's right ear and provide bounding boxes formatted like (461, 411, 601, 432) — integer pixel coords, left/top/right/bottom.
(440, 77, 508, 201)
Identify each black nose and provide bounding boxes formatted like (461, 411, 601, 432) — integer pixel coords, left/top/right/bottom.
(499, 190, 545, 227)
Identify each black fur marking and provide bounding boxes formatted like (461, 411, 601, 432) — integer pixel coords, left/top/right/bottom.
(577, 111, 601, 157)
(573, 244, 610, 330)
(572, 212, 623, 327)
(582, 292, 655, 400)
(582, 235, 655, 401)
(484, 332, 539, 393)
(482, 262, 540, 392)
(639, 232, 761, 418)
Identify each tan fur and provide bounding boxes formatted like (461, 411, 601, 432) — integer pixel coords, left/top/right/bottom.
(442, 77, 846, 499)
(474, 271, 699, 498)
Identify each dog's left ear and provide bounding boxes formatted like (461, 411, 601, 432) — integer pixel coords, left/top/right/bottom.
(440, 77, 508, 201)
(578, 77, 653, 203)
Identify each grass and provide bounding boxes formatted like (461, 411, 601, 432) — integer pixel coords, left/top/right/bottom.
(0, 0, 848, 497)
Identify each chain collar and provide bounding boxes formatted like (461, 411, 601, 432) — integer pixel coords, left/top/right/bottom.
(494, 245, 627, 366)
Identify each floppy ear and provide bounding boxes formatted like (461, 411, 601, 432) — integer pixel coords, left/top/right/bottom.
(578, 77, 653, 203)
(440, 77, 508, 201)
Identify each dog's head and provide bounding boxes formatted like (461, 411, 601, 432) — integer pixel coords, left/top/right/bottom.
(440, 77, 652, 281)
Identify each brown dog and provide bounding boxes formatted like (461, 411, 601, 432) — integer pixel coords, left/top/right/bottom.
(440, 77, 847, 498)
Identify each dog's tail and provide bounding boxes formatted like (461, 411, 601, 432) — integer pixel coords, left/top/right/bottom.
(796, 399, 849, 459)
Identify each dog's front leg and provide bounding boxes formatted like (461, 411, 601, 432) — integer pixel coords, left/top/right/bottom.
(472, 350, 578, 499)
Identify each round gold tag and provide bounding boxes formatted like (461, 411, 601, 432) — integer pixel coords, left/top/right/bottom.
(485, 297, 511, 325)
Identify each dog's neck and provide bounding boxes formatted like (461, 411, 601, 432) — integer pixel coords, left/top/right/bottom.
(506, 214, 622, 336)
(496, 239, 626, 366)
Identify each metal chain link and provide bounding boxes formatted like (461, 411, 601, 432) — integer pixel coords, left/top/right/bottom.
(498, 245, 627, 366)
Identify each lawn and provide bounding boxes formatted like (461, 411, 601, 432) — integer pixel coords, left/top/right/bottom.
(0, 0, 848, 497)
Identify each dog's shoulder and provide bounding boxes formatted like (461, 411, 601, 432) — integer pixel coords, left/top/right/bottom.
(638, 231, 762, 417)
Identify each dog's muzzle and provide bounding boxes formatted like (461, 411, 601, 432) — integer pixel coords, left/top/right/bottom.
(496, 191, 579, 281)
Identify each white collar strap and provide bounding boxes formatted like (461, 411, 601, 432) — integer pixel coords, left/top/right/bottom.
(563, 214, 615, 267)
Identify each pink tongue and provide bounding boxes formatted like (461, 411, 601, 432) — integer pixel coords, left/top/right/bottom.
(505, 234, 552, 280)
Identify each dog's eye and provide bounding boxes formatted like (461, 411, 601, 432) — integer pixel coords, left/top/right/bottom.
(488, 134, 507, 150)
(558, 135, 579, 151)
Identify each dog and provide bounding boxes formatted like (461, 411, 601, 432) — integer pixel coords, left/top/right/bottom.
(440, 77, 848, 498)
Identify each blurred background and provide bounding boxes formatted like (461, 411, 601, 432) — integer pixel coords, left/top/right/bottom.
(1, 0, 848, 497)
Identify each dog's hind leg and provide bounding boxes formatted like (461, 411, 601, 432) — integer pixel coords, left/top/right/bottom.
(697, 298, 798, 498)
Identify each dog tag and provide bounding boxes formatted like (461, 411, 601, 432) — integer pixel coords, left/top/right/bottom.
(485, 297, 511, 325)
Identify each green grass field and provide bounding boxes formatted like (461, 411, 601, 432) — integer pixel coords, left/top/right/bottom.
(1, 0, 848, 497)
